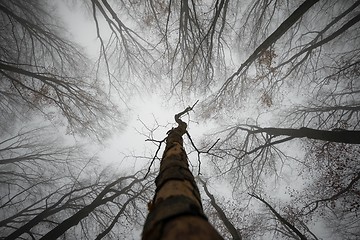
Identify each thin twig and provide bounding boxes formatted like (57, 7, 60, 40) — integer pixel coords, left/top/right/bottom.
(186, 131, 220, 175)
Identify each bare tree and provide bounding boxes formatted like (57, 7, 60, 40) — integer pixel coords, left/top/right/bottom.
(1, 166, 152, 240)
(142, 106, 223, 239)
(84, 0, 163, 97)
(208, 0, 360, 107)
(0, 125, 95, 238)
(0, 1, 122, 138)
(213, 0, 321, 103)
(250, 194, 309, 240)
(1, 0, 359, 239)
(289, 142, 360, 240)
(198, 177, 242, 240)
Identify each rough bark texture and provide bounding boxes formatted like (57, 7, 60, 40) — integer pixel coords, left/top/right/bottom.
(142, 108, 223, 240)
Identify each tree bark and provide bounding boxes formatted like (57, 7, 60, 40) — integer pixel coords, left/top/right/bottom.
(142, 107, 223, 240)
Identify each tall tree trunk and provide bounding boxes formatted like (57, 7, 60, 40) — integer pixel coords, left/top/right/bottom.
(142, 107, 223, 240)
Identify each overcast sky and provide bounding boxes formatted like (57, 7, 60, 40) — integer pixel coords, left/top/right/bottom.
(12, 1, 352, 239)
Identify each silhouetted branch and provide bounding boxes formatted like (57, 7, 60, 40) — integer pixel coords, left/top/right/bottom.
(199, 177, 242, 240)
(144, 137, 166, 179)
(217, 0, 320, 98)
(187, 132, 221, 175)
(302, 171, 360, 215)
(250, 193, 307, 240)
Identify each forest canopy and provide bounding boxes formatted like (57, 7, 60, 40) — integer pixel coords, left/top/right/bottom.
(0, 0, 359, 239)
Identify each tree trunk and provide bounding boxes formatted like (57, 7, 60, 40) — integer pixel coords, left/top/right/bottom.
(142, 107, 223, 240)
